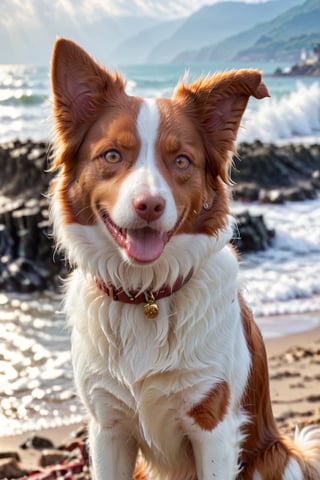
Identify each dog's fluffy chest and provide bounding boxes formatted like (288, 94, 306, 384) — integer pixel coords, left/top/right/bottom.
(68, 245, 243, 380)
(67, 244, 250, 425)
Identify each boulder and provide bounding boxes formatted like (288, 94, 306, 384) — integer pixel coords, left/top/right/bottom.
(232, 211, 275, 253)
(0, 457, 29, 479)
(20, 434, 55, 450)
(233, 142, 320, 203)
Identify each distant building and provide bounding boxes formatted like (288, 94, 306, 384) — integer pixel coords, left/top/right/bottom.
(301, 49, 308, 62)
(313, 43, 320, 61)
(300, 43, 320, 65)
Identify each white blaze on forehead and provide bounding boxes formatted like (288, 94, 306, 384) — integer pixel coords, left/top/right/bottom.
(135, 98, 170, 192)
(111, 98, 178, 230)
(137, 98, 160, 173)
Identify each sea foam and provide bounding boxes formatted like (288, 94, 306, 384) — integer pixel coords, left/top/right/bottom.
(239, 81, 320, 144)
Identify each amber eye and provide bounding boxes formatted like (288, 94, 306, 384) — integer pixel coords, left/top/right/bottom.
(103, 150, 121, 164)
(175, 155, 191, 170)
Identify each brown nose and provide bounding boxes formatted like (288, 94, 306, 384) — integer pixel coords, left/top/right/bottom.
(133, 193, 166, 222)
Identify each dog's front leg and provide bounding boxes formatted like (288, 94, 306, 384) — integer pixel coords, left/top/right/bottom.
(89, 419, 138, 480)
(188, 411, 243, 480)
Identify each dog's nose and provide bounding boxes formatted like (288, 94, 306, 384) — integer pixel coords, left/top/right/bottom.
(133, 193, 166, 222)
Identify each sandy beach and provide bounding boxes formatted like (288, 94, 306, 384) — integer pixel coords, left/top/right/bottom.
(0, 324, 319, 478)
(266, 326, 320, 434)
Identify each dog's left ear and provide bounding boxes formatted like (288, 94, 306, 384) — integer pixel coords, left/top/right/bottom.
(174, 69, 270, 183)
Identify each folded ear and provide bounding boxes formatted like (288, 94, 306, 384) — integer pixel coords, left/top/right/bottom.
(173, 69, 270, 183)
(51, 38, 125, 144)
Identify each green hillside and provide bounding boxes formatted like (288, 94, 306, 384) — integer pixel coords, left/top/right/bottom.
(237, 0, 320, 61)
(238, 33, 320, 62)
(173, 0, 319, 64)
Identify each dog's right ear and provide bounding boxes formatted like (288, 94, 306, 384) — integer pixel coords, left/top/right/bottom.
(51, 38, 124, 143)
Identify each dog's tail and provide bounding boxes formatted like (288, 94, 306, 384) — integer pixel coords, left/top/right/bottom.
(133, 461, 149, 480)
(293, 424, 320, 478)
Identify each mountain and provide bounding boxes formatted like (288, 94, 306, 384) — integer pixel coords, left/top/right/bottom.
(145, 0, 304, 64)
(174, 22, 274, 64)
(173, 0, 303, 63)
(109, 19, 183, 65)
(236, 0, 320, 62)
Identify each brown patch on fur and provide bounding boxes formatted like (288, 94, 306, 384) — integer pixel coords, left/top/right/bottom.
(188, 381, 230, 431)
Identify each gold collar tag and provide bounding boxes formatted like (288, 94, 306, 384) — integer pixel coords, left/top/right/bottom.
(144, 292, 159, 319)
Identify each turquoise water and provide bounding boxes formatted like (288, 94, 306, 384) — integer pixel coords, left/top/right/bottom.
(1, 62, 319, 142)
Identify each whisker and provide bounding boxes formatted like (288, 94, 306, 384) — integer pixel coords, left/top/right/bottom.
(75, 205, 93, 218)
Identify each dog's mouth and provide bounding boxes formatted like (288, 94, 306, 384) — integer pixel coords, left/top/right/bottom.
(100, 210, 184, 264)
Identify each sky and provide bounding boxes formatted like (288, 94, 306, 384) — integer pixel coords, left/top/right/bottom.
(0, 0, 280, 63)
(67, 0, 269, 18)
(1, 0, 270, 21)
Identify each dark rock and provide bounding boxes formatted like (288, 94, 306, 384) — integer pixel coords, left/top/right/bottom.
(0, 140, 69, 293)
(259, 182, 317, 204)
(233, 211, 275, 253)
(273, 60, 320, 77)
(0, 452, 21, 462)
(311, 170, 320, 189)
(0, 140, 51, 200)
(259, 189, 286, 204)
(20, 434, 55, 450)
(232, 183, 260, 202)
(0, 457, 29, 479)
(39, 450, 69, 467)
(233, 143, 320, 202)
(234, 143, 290, 188)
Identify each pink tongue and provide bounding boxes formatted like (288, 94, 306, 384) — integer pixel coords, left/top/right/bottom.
(125, 228, 166, 263)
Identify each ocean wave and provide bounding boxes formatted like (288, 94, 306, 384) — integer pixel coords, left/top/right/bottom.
(0, 92, 48, 107)
(239, 81, 320, 144)
(237, 196, 320, 319)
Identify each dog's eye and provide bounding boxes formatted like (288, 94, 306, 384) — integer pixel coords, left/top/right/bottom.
(175, 155, 191, 170)
(103, 150, 122, 164)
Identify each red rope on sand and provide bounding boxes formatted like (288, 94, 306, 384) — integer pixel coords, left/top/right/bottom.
(21, 440, 89, 480)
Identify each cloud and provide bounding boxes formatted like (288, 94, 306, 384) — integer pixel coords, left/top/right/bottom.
(0, 0, 267, 26)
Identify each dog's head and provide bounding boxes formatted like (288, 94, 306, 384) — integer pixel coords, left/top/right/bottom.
(50, 38, 269, 280)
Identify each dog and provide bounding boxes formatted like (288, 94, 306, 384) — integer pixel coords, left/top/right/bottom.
(50, 37, 320, 479)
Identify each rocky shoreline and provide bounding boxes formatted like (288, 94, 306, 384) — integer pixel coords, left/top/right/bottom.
(0, 139, 320, 293)
(0, 428, 90, 480)
(273, 60, 320, 77)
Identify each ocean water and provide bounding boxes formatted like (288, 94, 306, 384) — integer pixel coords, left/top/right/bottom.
(1, 62, 320, 143)
(0, 62, 320, 435)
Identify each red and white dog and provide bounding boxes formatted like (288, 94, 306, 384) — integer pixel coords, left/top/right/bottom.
(50, 38, 320, 480)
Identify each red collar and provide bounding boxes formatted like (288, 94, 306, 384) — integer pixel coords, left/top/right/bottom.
(95, 269, 193, 305)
